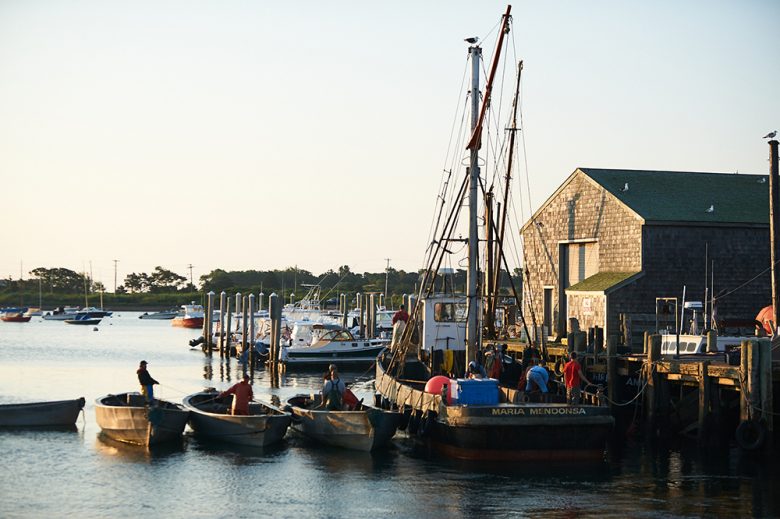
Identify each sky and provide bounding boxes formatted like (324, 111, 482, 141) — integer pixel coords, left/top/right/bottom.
(1, 0, 778, 290)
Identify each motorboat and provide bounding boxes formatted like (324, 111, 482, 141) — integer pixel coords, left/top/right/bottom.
(95, 393, 189, 446)
(42, 306, 81, 321)
(172, 303, 205, 329)
(0, 397, 85, 427)
(1, 312, 31, 323)
(281, 327, 388, 366)
(286, 394, 401, 451)
(64, 313, 102, 325)
(139, 309, 178, 320)
(183, 391, 291, 447)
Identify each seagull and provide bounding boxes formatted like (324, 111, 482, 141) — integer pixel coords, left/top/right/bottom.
(464, 37, 479, 44)
(764, 130, 777, 139)
(621, 182, 629, 192)
(705, 205, 714, 213)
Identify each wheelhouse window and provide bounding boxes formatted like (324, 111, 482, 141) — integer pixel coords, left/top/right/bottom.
(434, 303, 467, 322)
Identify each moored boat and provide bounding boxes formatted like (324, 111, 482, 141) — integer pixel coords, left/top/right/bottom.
(95, 393, 189, 446)
(172, 303, 205, 328)
(139, 309, 178, 320)
(0, 397, 85, 427)
(1, 312, 31, 323)
(286, 394, 401, 451)
(280, 326, 387, 367)
(64, 313, 102, 325)
(183, 391, 291, 447)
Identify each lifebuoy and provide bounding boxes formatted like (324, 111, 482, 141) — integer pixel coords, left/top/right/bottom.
(735, 420, 767, 451)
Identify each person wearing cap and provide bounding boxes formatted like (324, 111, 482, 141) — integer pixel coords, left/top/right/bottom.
(322, 364, 346, 410)
(219, 373, 253, 415)
(563, 351, 592, 405)
(467, 360, 487, 379)
(136, 360, 159, 403)
(392, 305, 409, 325)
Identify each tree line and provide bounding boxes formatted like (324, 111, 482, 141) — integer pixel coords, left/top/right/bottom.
(1, 265, 521, 308)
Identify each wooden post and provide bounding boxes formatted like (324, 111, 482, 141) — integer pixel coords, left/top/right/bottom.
(645, 333, 662, 439)
(241, 295, 248, 359)
(759, 338, 774, 446)
(706, 329, 718, 353)
(206, 291, 215, 356)
(357, 292, 364, 338)
(225, 299, 232, 358)
(607, 335, 618, 412)
(218, 291, 226, 357)
(594, 326, 604, 354)
(248, 294, 255, 369)
(698, 360, 711, 442)
(740, 339, 750, 422)
(341, 293, 348, 329)
(369, 293, 377, 339)
(643, 330, 649, 355)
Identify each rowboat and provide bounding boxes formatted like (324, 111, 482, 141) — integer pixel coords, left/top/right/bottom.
(183, 391, 292, 447)
(0, 397, 85, 427)
(286, 394, 401, 451)
(95, 393, 189, 446)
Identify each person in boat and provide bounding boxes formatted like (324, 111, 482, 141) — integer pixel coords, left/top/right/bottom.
(483, 345, 503, 379)
(322, 364, 346, 410)
(525, 358, 549, 395)
(219, 373, 254, 415)
(563, 351, 592, 405)
(467, 360, 487, 379)
(136, 360, 159, 403)
(392, 305, 409, 325)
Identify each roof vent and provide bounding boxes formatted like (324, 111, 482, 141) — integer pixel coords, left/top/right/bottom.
(705, 205, 714, 213)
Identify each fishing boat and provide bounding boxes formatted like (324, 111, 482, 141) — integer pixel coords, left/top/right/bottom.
(95, 393, 189, 446)
(1, 312, 31, 323)
(286, 394, 401, 451)
(183, 390, 292, 447)
(139, 309, 178, 320)
(375, 6, 614, 462)
(42, 306, 81, 321)
(172, 303, 205, 328)
(64, 313, 102, 325)
(0, 397, 85, 427)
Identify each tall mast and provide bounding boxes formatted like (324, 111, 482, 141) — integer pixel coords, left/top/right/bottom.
(466, 43, 482, 365)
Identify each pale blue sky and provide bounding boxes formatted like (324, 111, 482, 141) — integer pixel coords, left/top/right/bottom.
(1, 1, 777, 288)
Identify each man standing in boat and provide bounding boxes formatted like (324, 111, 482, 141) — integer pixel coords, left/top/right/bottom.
(563, 351, 592, 405)
(322, 364, 346, 410)
(219, 373, 254, 415)
(136, 360, 159, 404)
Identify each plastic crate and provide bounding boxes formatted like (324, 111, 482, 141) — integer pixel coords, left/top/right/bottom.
(456, 378, 499, 405)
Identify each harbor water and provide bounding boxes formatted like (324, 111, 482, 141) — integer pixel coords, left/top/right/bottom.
(0, 313, 777, 518)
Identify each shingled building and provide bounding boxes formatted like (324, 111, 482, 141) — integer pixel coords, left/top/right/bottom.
(520, 168, 770, 350)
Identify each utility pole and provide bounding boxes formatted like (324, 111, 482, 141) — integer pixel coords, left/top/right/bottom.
(384, 258, 391, 304)
(188, 264, 194, 291)
(113, 259, 118, 293)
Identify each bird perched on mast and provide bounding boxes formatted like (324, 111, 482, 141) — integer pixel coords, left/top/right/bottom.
(764, 130, 777, 139)
(464, 37, 479, 44)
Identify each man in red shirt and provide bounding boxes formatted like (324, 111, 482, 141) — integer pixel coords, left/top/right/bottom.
(392, 305, 409, 325)
(219, 373, 254, 415)
(563, 351, 592, 405)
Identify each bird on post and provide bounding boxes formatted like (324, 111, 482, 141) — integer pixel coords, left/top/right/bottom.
(464, 37, 479, 44)
(764, 130, 777, 139)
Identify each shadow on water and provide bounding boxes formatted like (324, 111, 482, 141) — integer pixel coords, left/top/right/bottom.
(94, 433, 186, 463)
(288, 434, 399, 475)
(188, 434, 289, 464)
(0, 424, 80, 434)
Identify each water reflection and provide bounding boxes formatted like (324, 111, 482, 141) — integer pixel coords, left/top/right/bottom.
(95, 433, 186, 463)
(189, 435, 289, 464)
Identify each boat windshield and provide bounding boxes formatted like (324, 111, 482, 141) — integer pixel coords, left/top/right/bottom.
(320, 330, 355, 342)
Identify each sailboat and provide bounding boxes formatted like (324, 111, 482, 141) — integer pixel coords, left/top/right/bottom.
(375, 5, 614, 462)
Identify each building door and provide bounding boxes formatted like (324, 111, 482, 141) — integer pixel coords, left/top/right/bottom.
(543, 287, 553, 338)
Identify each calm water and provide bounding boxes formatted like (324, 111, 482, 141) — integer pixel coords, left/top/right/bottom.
(0, 313, 777, 518)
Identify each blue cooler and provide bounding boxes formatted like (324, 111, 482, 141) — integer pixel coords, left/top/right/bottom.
(456, 378, 499, 405)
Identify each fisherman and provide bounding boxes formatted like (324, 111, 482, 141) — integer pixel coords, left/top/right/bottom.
(136, 360, 159, 404)
(525, 358, 549, 394)
(467, 360, 487, 379)
(219, 373, 254, 415)
(392, 304, 409, 325)
(322, 364, 346, 410)
(563, 351, 592, 405)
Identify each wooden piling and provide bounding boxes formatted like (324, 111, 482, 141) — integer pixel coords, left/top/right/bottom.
(706, 329, 718, 353)
(645, 333, 662, 439)
(759, 338, 774, 445)
(698, 360, 711, 442)
(341, 293, 348, 329)
(206, 291, 215, 355)
(357, 292, 364, 338)
(218, 291, 226, 357)
(225, 299, 232, 358)
(368, 293, 376, 338)
(248, 294, 255, 369)
(241, 295, 248, 359)
(607, 335, 618, 412)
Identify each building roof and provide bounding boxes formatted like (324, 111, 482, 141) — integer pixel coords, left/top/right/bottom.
(580, 168, 769, 225)
(566, 271, 641, 293)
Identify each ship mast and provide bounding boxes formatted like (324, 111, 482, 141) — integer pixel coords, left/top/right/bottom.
(465, 4, 512, 365)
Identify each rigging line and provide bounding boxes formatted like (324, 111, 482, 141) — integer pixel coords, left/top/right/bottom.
(715, 259, 780, 301)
